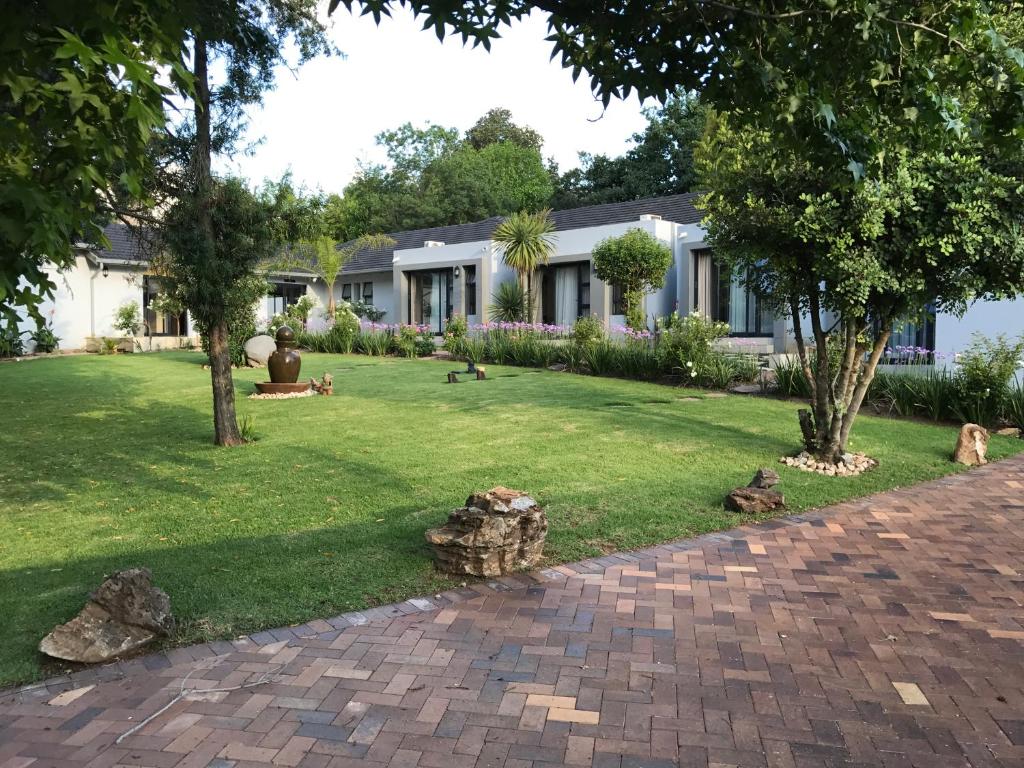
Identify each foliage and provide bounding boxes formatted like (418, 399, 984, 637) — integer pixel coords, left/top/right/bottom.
(592, 229, 672, 330)
(98, 337, 120, 355)
(0, 327, 25, 358)
(696, 111, 1024, 460)
(268, 294, 318, 335)
(1006, 385, 1024, 435)
(443, 313, 468, 357)
(951, 334, 1024, 427)
(336, 114, 552, 239)
(492, 209, 557, 321)
(570, 315, 605, 347)
(552, 91, 708, 208)
(348, 299, 386, 322)
(466, 108, 543, 152)
(489, 281, 526, 322)
(657, 312, 730, 383)
(279, 231, 394, 314)
(238, 414, 258, 442)
(28, 325, 60, 354)
(114, 302, 143, 337)
(0, 2, 187, 332)
(355, 325, 393, 356)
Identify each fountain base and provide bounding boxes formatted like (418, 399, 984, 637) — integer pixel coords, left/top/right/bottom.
(254, 382, 311, 395)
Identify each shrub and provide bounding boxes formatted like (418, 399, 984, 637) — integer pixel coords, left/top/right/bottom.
(773, 359, 812, 398)
(331, 305, 360, 353)
(582, 340, 618, 376)
(489, 281, 526, 322)
(0, 326, 25, 357)
(950, 333, 1024, 427)
(1006, 384, 1024, 435)
(114, 301, 143, 337)
(615, 340, 660, 380)
(464, 337, 487, 365)
(348, 299, 386, 322)
(356, 325, 394, 356)
(571, 315, 605, 347)
(28, 324, 60, 353)
(591, 228, 672, 330)
(395, 324, 431, 358)
(486, 332, 513, 364)
(657, 311, 730, 377)
(444, 313, 468, 357)
(99, 337, 119, 355)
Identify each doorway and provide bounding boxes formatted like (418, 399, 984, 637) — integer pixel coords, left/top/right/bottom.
(408, 269, 454, 334)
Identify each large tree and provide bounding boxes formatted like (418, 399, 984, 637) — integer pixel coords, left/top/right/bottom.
(337, 113, 552, 237)
(164, 1, 332, 445)
(695, 113, 1024, 461)
(0, 1, 188, 331)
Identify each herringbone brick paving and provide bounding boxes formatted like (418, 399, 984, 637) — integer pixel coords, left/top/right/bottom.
(3, 455, 1023, 768)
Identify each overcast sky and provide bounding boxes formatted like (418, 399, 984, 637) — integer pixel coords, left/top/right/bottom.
(216, 7, 653, 195)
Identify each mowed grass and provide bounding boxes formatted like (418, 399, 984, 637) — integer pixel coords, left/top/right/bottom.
(1, 352, 1020, 687)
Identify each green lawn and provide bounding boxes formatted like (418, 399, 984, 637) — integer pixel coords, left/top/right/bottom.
(1, 351, 1020, 687)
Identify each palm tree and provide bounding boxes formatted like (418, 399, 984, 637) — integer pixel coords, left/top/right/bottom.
(492, 209, 557, 323)
(294, 233, 395, 315)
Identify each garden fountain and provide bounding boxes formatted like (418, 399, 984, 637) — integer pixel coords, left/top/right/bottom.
(254, 326, 310, 394)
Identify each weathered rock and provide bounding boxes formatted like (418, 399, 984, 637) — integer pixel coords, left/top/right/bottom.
(244, 334, 276, 367)
(426, 487, 547, 577)
(954, 423, 989, 465)
(39, 568, 172, 664)
(748, 468, 780, 489)
(995, 426, 1022, 438)
(725, 487, 787, 514)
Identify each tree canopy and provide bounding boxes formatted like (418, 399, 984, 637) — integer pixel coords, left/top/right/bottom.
(552, 91, 709, 208)
(591, 229, 673, 330)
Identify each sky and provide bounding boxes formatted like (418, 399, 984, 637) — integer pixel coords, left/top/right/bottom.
(216, 7, 653, 195)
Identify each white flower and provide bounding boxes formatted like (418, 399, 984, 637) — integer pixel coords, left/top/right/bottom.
(690, 371, 697, 378)
(686, 361, 693, 368)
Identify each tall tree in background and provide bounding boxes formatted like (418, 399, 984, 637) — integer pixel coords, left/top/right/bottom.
(553, 91, 708, 208)
(466, 108, 543, 151)
(336, 111, 552, 239)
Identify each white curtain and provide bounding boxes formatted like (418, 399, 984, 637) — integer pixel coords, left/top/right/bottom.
(555, 266, 578, 327)
(694, 251, 713, 317)
(729, 274, 746, 331)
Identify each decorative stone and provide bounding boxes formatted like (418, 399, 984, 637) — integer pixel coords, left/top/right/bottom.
(748, 468, 780, 489)
(779, 450, 876, 477)
(39, 568, 172, 664)
(725, 487, 786, 514)
(426, 487, 548, 577)
(244, 335, 275, 367)
(953, 423, 989, 466)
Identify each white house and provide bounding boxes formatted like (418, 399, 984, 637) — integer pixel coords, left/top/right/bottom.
(17, 192, 1024, 356)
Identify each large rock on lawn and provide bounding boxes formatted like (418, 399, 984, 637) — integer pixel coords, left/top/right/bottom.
(39, 568, 173, 664)
(426, 487, 547, 577)
(725, 468, 786, 513)
(953, 423, 989, 466)
(244, 334, 276, 367)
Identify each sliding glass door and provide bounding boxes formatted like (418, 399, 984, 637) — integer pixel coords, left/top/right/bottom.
(541, 262, 590, 326)
(692, 249, 773, 336)
(408, 269, 453, 334)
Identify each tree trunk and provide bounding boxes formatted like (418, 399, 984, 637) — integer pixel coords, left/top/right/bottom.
(194, 35, 243, 446)
(525, 271, 533, 323)
(327, 280, 336, 316)
(208, 318, 244, 446)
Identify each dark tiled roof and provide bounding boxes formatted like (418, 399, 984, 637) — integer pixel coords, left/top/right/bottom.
(341, 192, 702, 274)
(80, 223, 158, 263)
(86, 192, 703, 273)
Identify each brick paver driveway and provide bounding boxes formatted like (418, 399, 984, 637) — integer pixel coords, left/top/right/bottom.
(3, 456, 1024, 768)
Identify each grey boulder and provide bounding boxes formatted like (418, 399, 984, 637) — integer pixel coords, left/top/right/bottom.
(244, 334, 276, 367)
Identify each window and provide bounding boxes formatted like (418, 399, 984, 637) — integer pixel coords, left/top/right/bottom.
(362, 281, 374, 305)
(267, 281, 305, 316)
(464, 265, 477, 315)
(341, 283, 352, 301)
(143, 276, 187, 336)
(692, 249, 772, 336)
(611, 284, 624, 315)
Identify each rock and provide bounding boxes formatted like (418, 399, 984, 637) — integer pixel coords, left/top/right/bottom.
(244, 335, 276, 367)
(748, 468, 780, 489)
(953, 423, 989, 465)
(547, 363, 567, 372)
(39, 568, 172, 664)
(725, 487, 787, 514)
(995, 426, 1022, 438)
(426, 487, 548, 577)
